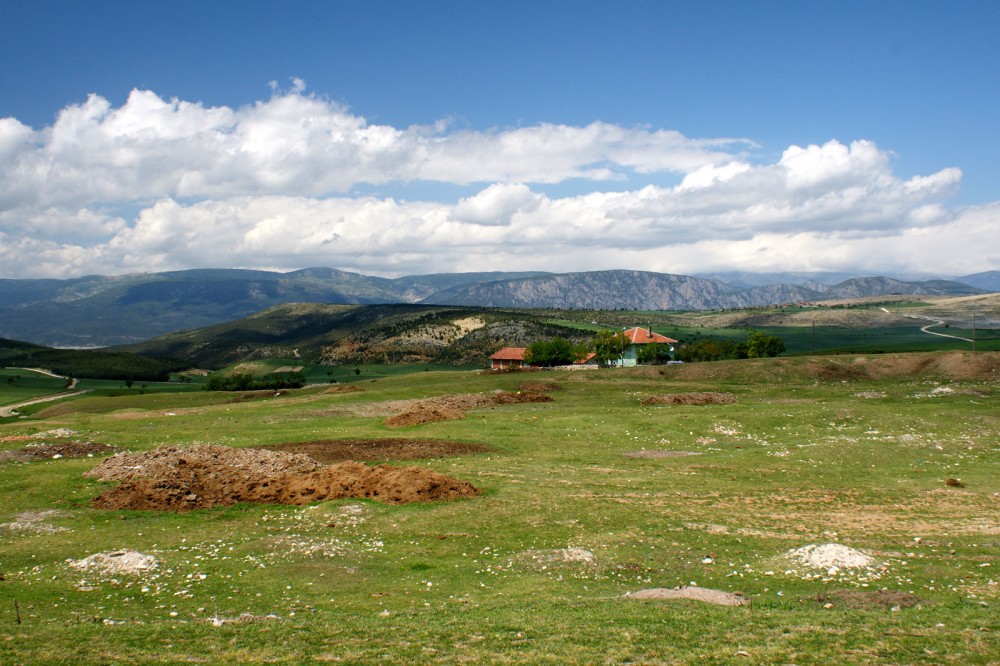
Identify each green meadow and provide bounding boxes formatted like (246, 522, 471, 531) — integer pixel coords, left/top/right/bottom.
(1, 352, 999, 664)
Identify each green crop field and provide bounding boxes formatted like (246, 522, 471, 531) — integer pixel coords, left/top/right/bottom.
(0, 369, 69, 407)
(1, 351, 999, 664)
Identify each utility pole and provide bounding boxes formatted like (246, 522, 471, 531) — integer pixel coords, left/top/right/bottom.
(972, 313, 976, 352)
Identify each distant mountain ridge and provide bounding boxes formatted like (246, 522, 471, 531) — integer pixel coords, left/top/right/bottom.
(0, 267, 987, 347)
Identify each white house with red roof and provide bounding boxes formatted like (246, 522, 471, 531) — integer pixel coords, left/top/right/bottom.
(620, 327, 677, 367)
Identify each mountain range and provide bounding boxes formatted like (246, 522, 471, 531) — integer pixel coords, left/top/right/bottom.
(0, 267, 992, 348)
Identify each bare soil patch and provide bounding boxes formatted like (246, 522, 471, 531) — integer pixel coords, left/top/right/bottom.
(85, 444, 479, 511)
(374, 390, 553, 428)
(263, 438, 494, 463)
(1, 440, 116, 462)
(323, 385, 364, 394)
(625, 586, 750, 606)
(622, 450, 701, 459)
(642, 392, 736, 406)
(813, 589, 923, 610)
(518, 381, 562, 392)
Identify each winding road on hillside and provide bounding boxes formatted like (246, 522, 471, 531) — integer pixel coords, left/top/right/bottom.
(0, 368, 87, 418)
(881, 308, 975, 343)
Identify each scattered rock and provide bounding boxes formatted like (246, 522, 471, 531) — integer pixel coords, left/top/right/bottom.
(520, 548, 597, 568)
(945, 478, 966, 488)
(1, 441, 116, 463)
(625, 586, 750, 606)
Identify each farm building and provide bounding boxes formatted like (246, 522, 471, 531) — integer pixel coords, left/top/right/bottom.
(489, 347, 528, 370)
(620, 327, 677, 367)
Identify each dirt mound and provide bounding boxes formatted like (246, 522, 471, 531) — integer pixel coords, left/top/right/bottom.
(84, 444, 320, 483)
(1, 441, 116, 462)
(518, 381, 562, 392)
(69, 550, 159, 576)
(642, 392, 736, 406)
(384, 405, 466, 428)
(378, 390, 552, 428)
(86, 444, 479, 511)
(263, 438, 493, 463)
(625, 586, 750, 606)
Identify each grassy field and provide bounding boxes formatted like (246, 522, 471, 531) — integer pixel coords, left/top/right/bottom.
(1, 352, 999, 664)
(0, 369, 69, 407)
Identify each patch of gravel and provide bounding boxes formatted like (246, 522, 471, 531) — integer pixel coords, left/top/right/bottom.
(0, 511, 68, 534)
(519, 548, 597, 568)
(69, 550, 159, 576)
(625, 586, 750, 606)
(641, 392, 736, 406)
(785, 543, 874, 571)
(84, 444, 321, 483)
(622, 450, 700, 459)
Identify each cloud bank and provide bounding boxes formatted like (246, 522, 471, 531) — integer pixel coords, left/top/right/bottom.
(0, 85, 993, 279)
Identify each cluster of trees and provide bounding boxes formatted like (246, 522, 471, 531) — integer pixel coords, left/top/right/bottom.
(204, 371, 306, 391)
(0, 343, 185, 382)
(523, 329, 785, 367)
(675, 331, 785, 362)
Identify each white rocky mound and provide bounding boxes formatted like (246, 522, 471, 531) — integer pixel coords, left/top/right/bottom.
(69, 549, 159, 575)
(785, 543, 874, 571)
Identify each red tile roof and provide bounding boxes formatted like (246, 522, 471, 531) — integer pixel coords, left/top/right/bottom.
(623, 327, 677, 345)
(489, 347, 527, 361)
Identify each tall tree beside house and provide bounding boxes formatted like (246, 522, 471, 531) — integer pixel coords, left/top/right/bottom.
(524, 338, 585, 366)
(636, 342, 674, 364)
(592, 330, 629, 366)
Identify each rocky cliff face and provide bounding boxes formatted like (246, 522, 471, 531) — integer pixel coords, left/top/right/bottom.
(427, 271, 983, 310)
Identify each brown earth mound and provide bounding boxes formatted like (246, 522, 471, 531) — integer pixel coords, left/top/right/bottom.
(263, 438, 493, 463)
(518, 381, 562, 392)
(86, 444, 479, 511)
(1, 441, 116, 462)
(384, 406, 466, 428)
(642, 392, 736, 406)
(625, 586, 750, 606)
(379, 390, 552, 428)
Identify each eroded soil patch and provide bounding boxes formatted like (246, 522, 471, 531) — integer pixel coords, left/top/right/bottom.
(374, 390, 553, 428)
(813, 589, 924, 610)
(264, 438, 494, 463)
(622, 450, 701, 459)
(86, 444, 479, 511)
(1, 441, 116, 462)
(642, 392, 736, 406)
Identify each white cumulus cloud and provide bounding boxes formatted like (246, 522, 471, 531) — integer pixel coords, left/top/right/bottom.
(0, 83, 992, 279)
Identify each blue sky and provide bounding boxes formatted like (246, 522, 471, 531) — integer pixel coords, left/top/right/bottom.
(1, 1, 997, 279)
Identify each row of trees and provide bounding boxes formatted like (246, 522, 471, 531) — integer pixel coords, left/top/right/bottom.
(204, 371, 307, 391)
(523, 330, 785, 367)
